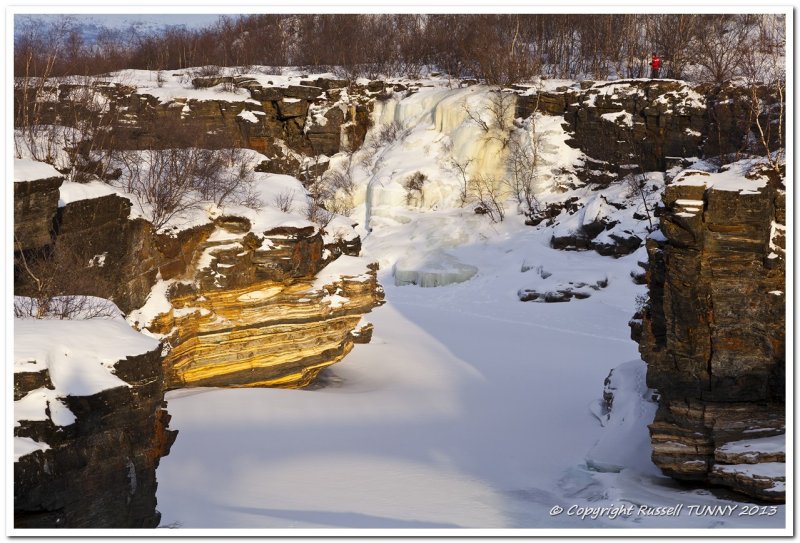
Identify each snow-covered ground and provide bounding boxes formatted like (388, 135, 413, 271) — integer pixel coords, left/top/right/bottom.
(154, 82, 785, 532)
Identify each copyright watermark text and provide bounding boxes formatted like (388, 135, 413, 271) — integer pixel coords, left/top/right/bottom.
(548, 504, 779, 520)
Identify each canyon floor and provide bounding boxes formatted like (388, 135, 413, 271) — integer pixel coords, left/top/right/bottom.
(156, 206, 785, 531)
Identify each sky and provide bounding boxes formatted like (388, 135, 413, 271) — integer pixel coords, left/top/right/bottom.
(13, 14, 224, 43)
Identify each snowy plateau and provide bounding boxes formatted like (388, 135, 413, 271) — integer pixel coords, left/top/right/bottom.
(13, 67, 786, 533)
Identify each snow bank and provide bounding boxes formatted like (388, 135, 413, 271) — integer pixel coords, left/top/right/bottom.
(310, 255, 372, 291)
(586, 360, 658, 473)
(672, 160, 768, 194)
(15, 314, 158, 395)
(717, 435, 785, 460)
(13, 158, 62, 182)
(59, 180, 119, 207)
(15, 300, 160, 461)
(14, 437, 51, 462)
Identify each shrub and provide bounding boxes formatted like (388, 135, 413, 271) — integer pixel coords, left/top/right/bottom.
(403, 171, 427, 205)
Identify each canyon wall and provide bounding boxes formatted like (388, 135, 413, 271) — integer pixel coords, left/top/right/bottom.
(634, 164, 785, 502)
(20, 76, 382, 179)
(14, 164, 384, 528)
(14, 325, 176, 527)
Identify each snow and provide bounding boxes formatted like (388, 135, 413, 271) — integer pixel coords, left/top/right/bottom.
(126, 279, 174, 330)
(58, 180, 119, 207)
(156, 164, 782, 531)
(15, 387, 76, 427)
(158, 227, 783, 528)
(600, 111, 634, 128)
(14, 437, 51, 462)
(351, 86, 516, 212)
(586, 360, 657, 473)
(322, 292, 350, 309)
(712, 462, 785, 479)
(14, 126, 83, 171)
(14, 71, 783, 530)
(13, 158, 62, 182)
(105, 148, 318, 235)
(153, 80, 784, 529)
(717, 435, 785, 459)
(672, 161, 768, 194)
(310, 255, 372, 291)
(103, 67, 343, 105)
(14, 300, 160, 461)
(237, 110, 260, 124)
(15, 314, 157, 395)
(197, 242, 242, 270)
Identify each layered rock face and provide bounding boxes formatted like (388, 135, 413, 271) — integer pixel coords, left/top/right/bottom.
(144, 222, 384, 389)
(15, 177, 385, 389)
(517, 80, 706, 176)
(14, 162, 383, 528)
(19, 77, 377, 176)
(13, 176, 62, 252)
(14, 326, 176, 527)
(636, 164, 785, 502)
(518, 80, 781, 179)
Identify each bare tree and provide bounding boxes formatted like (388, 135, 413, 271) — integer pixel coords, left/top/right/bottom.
(403, 172, 427, 206)
(625, 173, 655, 232)
(470, 175, 506, 223)
(645, 15, 699, 79)
(450, 158, 473, 207)
(506, 133, 543, 221)
(693, 15, 759, 85)
(740, 15, 785, 174)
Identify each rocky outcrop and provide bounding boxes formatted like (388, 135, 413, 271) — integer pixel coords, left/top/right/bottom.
(14, 165, 384, 391)
(14, 327, 176, 527)
(13, 163, 384, 528)
(517, 280, 607, 302)
(518, 80, 706, 175)
(518, 80, 782, 184)
(17, 77, 377, 177)
(13, 176, 62, 252)
(143, 222, 385, 389)
(636, 162, 785, 502)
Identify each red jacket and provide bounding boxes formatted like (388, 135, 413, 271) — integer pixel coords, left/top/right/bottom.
(651, 56, 662, 69)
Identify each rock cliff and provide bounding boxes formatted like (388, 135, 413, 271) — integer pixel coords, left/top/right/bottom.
(635, 162, 785, 502)
(18, 76, 378, 178)
(14, 316, 176, 527)
(142, 222, 384, 389)
(13, 159, 384, 528)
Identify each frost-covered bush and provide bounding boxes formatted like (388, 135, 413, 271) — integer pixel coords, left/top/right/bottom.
(112, 147, 259, 229)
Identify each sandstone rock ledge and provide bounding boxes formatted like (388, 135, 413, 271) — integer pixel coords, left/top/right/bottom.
(142, 220, 385, 389)
(636, 161, 785, 502)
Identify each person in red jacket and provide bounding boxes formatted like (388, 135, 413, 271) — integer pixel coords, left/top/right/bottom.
(650, 53, 662, 78)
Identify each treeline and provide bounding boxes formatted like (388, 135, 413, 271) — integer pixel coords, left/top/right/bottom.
(16, 13, 784, 85)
